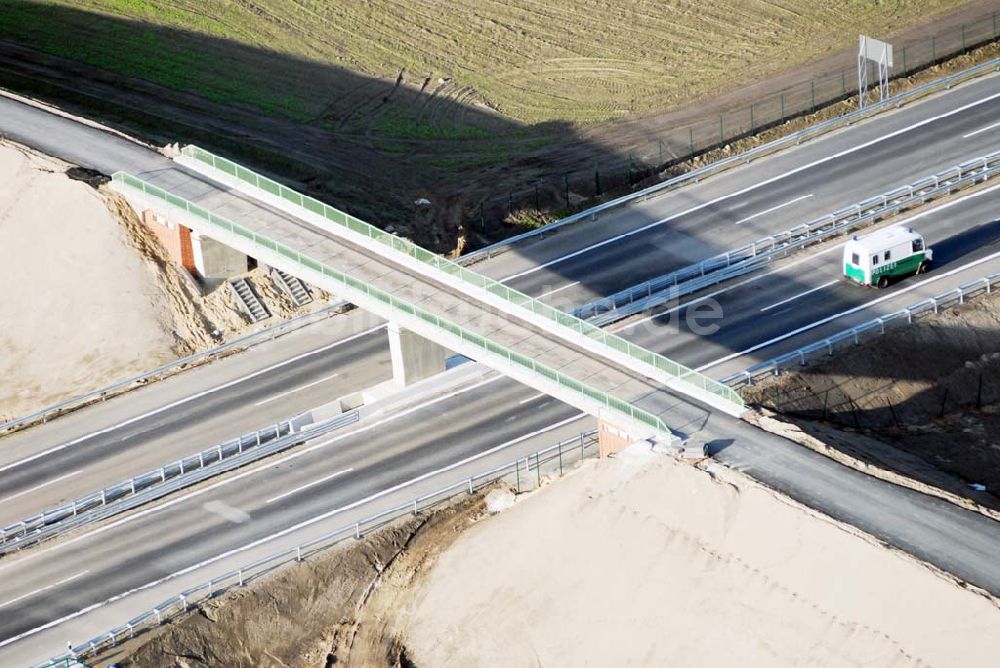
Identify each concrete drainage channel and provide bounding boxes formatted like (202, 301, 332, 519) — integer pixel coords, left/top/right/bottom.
(0, 362, 492, 555)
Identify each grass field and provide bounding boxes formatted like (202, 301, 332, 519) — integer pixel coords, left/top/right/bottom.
(0, 0, 974, 139)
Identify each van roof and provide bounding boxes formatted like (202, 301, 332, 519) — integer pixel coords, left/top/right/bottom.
(848, 224, 921, 248)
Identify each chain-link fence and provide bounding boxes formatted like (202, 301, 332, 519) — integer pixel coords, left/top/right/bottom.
(474, 11, 1000, 234)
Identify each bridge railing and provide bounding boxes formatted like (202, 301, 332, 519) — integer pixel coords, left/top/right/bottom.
(180, 146, 744, 411)
(113, 172, 670, 436)
(36, 429, 600, 668)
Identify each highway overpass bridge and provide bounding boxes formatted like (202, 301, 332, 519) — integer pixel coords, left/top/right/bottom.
(111, 147, 744, 447)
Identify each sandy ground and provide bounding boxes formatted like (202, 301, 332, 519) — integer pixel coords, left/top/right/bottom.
(0, 142, 179, 418)
(398, 448, 1000, 666)
(0, 140, 325, 421)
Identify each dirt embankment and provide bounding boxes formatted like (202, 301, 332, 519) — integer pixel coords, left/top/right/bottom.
(744, 290, 1000, 513)
(95, 496, 485, 668)
(0, 139, 331, 421)
(98, 448, 1000, 667)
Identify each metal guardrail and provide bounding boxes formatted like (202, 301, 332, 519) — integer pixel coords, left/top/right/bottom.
(180, 146, 743, 411)
(0, 301, 353, 436)
(113, 172, 678, 435)
(37, 429, 600, 668)
(575, 151, 1000, 325)
(0, 420, 290, 548)
(721, 272, 1000, 387)
(0, 411, 361, 554)
(462, 57, 1000, 263)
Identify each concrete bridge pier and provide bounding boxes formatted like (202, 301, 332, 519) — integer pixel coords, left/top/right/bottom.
(387, 322, 449, 387)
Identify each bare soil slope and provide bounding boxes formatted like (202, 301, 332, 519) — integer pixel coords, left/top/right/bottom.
(744, 289, 1000, 510)
(0, 140, 316, 421)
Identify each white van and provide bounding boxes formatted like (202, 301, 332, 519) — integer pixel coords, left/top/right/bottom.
(843, 225, 932, 288)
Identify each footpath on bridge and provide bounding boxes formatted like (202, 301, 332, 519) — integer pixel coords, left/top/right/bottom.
(110, 146, 743, 442)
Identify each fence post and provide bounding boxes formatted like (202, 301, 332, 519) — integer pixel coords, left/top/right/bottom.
(810, 80, 816, 112)
(779, 93, 785, 121)
(841, 71, 846, 96)
(626, 152, 633, 184)
(749, 104, 754, 134)
(688, 127, 694, 158)
(932, 35, 936, 62)
(594, 162, 601, 196)
(508, 191, 513, 216)
(719, 116, 724, 144)
(658, 139, 664, 165)
(901, 46, 907, 76)
(564, 173, 570, 205)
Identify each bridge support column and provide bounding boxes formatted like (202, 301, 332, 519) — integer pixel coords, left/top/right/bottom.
(387, 322, 448, 386)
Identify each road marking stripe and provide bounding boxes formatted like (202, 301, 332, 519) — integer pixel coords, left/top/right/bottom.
(618, 181, 1000, 331)
(254, 372, 341, 406)
(0, 470, 83, 505)
(518, 392, 546, 405)
(698, 245, 1000, 373)
(500, 90, 1000, 281)
(536, 281, 581, 299)
(0, 412, 587, 649)
(735, 194, 813, 225)
(265, 468, 353, 505)
(0, 571, 88, 610)
(963, 119, 1000, 138)
(760, 280, 837, 312)
(0, 375, 507, 572)
(0, 325, 386, 474)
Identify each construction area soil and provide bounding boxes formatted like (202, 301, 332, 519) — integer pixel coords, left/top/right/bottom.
(0, 139, 329, 422)
(743, 288, 1000, 515)
(95, 449, 1000, 667)
(0, 1, 995, 252)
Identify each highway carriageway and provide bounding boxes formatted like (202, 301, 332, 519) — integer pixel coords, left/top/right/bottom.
(2, 68, 1000, 519)
(2, 67, 1000, 660)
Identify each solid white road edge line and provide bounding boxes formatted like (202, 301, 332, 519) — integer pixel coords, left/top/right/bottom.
(0, 412, 587, 650)
(265, 468, 354, 505)
(535, 281, 581, 299)
(0, 374, 507, 572)
(0, 325, 387, 474)
(619, 180, 1000, 330)
(500, 90, 1000, 281)
(697, 246, 1000, 373)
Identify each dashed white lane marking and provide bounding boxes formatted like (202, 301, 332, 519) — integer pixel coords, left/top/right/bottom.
(254, 372, 341, 406)
(735, 194, 813, 225)
(265, 468, 353, 505)
(760, 280, 837, 312)
(0, 470, 82, 505)
(0, 571, 89, 610)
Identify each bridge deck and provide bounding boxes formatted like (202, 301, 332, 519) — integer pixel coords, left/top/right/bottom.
(120, 162, 719, 437)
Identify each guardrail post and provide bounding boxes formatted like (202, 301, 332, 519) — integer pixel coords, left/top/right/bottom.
(180, 594, 187, 612)
(154, 608, 161, 624)
(932, 297, 940, 314)
(130, 478, 136, 495)
(198, 452, 204, 468)
(160, 467, 166, 482)
(797, 351, 806, 366)
(71, 501, 78, 517)
(516, 460, 521, 493)
(296, 545, 302, 561)
(218, 445, 224, 461)
(468, 477, 474, 494)
(355, 523, 361, 539)
(207, 580, 213, 597)
(238, 568, 244, 587)
(127, 622, 134, 638)
(412, 499, 418, 516)
(101, 490, 107, 506)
